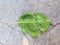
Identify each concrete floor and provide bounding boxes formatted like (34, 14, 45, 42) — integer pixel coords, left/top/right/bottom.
(0, 0, 60, 45)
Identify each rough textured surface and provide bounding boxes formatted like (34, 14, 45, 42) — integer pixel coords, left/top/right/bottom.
(0, 0, 60, 45)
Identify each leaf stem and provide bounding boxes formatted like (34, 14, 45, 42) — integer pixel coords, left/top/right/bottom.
(4, 22, 20, 24)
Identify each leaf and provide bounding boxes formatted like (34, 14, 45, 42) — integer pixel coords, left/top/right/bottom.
(33, 13, 51, 32)
(18, 12, 51, 36)
(29, 31, 39, 36)
(39, 20, 51, 32)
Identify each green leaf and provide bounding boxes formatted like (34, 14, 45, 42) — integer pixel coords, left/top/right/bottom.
(29, 31, 39, 36)
(39, 20, 51, 32)
(18, 12, 51, 36)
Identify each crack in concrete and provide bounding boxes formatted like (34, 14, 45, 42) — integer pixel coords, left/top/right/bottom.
(0, 22, 19, 42)
(50, 23, 60, 27)
(49, 23, 60, 31)
(0, 22, 16, 31)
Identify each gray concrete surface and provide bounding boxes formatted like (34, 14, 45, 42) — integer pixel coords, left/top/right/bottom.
(0, 0, 60, 45)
